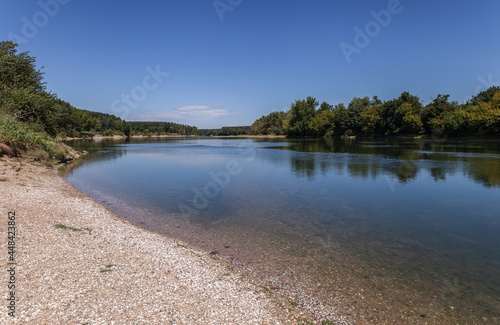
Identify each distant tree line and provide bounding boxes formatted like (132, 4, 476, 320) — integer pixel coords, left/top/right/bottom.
(127, 121, 198, 135)
(198, 126, 250, 136)
(251, 88, 500, 138)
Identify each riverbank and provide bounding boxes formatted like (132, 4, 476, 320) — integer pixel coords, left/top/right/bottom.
(60, 134, 285, 141)
(0, 157, 302, 324)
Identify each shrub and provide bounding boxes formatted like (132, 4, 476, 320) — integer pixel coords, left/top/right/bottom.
(0, 114, 72, 162)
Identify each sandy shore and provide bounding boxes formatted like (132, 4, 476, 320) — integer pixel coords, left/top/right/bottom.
(0, 157, 298, 324)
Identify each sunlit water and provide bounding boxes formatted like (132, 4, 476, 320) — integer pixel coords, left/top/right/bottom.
(64, 137, 500, 324)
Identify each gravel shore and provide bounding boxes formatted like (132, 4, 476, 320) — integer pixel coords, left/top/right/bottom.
(0, 157, 298, 324)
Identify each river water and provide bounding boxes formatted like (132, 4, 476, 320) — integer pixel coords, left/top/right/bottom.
(64, 137, 500, 324)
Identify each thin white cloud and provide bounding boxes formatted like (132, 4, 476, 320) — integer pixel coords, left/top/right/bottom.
(130, 105, 233, 121)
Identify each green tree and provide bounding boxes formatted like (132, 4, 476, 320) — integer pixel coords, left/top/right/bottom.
(470, 86, 500, 105)
(286, 96, 318, 136)
(361, 105, 382, 135)
(422, 94, 452, 129)
(309, 109, 334, 137)
(395, 103, 424, 134)
(332, 103, 349, 136)
(371, 96, 382, 105)
(0, 41, 45, 92)
(251, 111, 286, 135)
(347, 96, 370, 134)
(318, 101, 333, 113)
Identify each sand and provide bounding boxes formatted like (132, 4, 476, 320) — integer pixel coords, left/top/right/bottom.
(0, 157, 302, 324)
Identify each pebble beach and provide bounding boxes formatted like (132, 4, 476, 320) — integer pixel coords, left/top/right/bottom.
(0, 157, 300, 324)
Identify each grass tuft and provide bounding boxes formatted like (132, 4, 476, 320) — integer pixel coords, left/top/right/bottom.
(100, 264, 115, 273)
(54, 223, 82, 232)
(54, 223, 91, 235)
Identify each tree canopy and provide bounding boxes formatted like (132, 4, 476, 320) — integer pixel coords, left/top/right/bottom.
(251, 90, 500, 138)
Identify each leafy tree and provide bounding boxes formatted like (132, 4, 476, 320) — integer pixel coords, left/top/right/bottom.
(309, 109, 334, 136)
(347, 96, 370, 134)
(251, 111, 286, 135)
(377, 92, 422, 135)
(332, 103, 349, 136)
(0, 41, 45, 92)
(422, 94, 452, 129)
(371, 96, 382, 105)
(318, 101, 333, 113)
(395, 103, 423, 134)
(470, 86, 500, 105)
(464, 91, 500, 135)
(361, 105, 382, 135)
(286, 96, 318, 136)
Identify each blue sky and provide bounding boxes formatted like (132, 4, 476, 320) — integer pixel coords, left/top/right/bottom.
(1, 0, 499, 128)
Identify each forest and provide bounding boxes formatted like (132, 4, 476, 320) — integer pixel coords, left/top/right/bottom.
(251, 89, 500, 138)
(198, 126, 250, 136)
(127, 122, 198, 136)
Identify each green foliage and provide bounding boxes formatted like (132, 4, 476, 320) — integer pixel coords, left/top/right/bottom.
(286, 96, 318, 136)
(198, 126, 250, 136)
(470, 86, 500, 105)
(128, 121, 199, 136)
(251, 111, 287, 135)
(347, 96, 371, 134)
(395, 103, 424, 134)
(0, 113, 72, 161)
(318, 101, 333, 112)
(309, 109, 334, 137)
(54, 223, 82, 232)
(251, 88, 500, 138)
(361, 105, 382, 135)
(421, 94, 452, 127)
(0, 40, 45, 92)
(332, 103, 349, 136)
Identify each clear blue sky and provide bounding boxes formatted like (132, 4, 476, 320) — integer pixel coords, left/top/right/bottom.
(1, 0, 499, 128)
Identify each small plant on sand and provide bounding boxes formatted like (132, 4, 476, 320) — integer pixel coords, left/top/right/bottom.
(100, 264, 115, 273)
(54, 223, 82, 232)
(54, 223, 92, 235)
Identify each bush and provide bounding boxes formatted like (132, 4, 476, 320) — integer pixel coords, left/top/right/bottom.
(26, 149, 49, 161)
(0, 113, 72, 161)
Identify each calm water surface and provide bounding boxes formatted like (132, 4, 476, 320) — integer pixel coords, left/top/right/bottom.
(64, 137, 500, 324)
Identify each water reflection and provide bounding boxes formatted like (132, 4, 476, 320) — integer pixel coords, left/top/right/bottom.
(62, 139, 128, 175)
(65, 137, 500, 188)
(255, 138, 500, 187)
